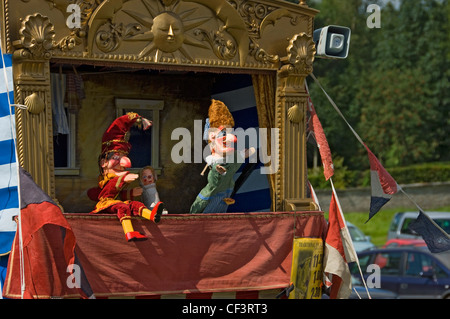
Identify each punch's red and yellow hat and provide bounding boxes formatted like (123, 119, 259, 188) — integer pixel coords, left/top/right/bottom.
(101, 112, 142, 157)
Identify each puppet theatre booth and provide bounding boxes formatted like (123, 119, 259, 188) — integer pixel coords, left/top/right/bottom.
(1, 0, 327, 299)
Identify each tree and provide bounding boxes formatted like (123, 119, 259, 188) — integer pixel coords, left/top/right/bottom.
(355, 68, 440, 167)
(307, 0, 385, 170)
(357, 0, 449, 166)
(307, 0, 449, 172)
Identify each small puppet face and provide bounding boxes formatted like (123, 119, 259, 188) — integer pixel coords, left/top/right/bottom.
(209, 128, 237, 157)
(141, 168, 156, 186)
(101, 152, 132, 173)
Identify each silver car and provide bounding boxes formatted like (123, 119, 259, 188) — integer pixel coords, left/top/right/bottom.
(347, 222, 375, 252)
(387, 211, 450, 240)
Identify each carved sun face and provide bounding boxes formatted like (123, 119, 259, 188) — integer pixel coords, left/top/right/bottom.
(152, 12, 185, 53)
(123, 0, 210, 62)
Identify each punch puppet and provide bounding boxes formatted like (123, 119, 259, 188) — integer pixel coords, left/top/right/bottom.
(89, 113, 165, 242)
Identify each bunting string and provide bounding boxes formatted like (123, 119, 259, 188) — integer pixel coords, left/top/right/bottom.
(310, 73, 366, 148)
(309, 73, 424, 213)
(310, 73, 450, 254)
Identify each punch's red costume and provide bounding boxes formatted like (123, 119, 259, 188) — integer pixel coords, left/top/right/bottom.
(89, 112, 164, 242)
(91, 172, 146, 218)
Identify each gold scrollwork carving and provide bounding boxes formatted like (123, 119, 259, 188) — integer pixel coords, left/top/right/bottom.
(56, 32, 82, 51)
(249, 38, 278, 64)
(48, 0, 98, 51)
(95, 22, 142, 53)
(260, 9, 298, 36)
(231, 1, 299, 38)
(194, 28, 237, 60)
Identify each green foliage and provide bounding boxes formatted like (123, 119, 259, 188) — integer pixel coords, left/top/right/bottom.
(307, 0, 450, 171)
(389, 162, 450, 184)
(308, 156, 360, 189)
(355, 68, 440, 167)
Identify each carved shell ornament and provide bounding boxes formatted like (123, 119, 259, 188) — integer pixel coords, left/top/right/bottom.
(25, 93, 45, 115)
(288, 104, 303, 123)
(19, 14, 55, 58)
(286, 33, 316, 74)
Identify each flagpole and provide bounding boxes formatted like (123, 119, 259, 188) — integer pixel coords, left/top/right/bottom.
(305, 77, 372, 298)
(0, 35, 27, 299)
(330, 178, 372, 299)
(353, 287, 362, 299)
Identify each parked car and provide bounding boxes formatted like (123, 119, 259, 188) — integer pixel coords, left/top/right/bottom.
(383, 238, 426, 248)
(387, 211, 450, 240)
(347, 222, 375, 252)
(350, 246, 450, 299)
(322, 276, 398, 299)
(349, 276, 398, 299)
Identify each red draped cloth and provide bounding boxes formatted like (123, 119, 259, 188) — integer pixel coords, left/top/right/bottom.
(4, 209, 325, 298)
(65, 211, 325, 298)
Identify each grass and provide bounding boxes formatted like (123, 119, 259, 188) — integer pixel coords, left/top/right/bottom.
(325, 206, 450, 247)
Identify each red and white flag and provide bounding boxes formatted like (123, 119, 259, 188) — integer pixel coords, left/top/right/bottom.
(306, 84, 334, 181)
(365, 145, 399, 222)
(323, 180, 357, 299)
(307, 181, 321, 211)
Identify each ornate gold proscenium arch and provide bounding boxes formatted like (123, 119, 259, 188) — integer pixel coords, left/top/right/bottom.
(2, 0, 319, 210)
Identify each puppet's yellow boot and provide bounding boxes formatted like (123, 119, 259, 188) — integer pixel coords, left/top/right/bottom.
(141, 202, 165, 224)
(121, 217, 147, 242)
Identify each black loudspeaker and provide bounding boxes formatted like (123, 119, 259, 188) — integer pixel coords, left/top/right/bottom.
(313, 25, 351, 59)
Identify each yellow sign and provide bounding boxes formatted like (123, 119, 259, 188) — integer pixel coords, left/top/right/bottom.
(289, 238, 323, 299)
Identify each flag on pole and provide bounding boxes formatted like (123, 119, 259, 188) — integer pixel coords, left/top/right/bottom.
(3, 167, 94, 299)
(409, 211, 450, 253)
(307, 181, 321, 211)
(306, 84, 334, 181)
(0, 53, 18, 257)
(365, 146, 398, 223)
(323, 179, 357, 299)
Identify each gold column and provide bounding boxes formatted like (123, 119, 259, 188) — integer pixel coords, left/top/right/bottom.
(275, 33, 317, 211)
(12, 14, 56, 199)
